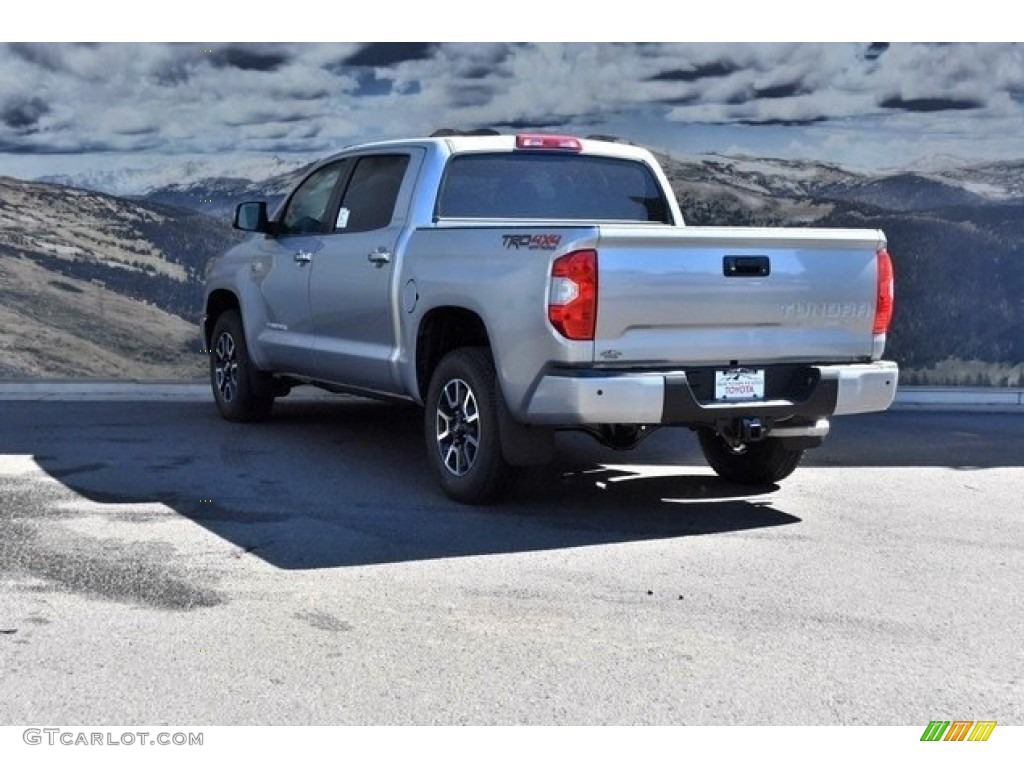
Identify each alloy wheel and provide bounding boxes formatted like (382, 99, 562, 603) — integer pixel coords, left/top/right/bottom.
(214, 331, 239, 403)
(435, 377, 480, 476)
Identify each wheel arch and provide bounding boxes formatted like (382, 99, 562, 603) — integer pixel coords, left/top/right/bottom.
(204, 289, 242, 346)
(415, 306, 491, 400)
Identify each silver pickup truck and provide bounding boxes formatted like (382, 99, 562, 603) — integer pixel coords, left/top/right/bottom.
(203, 133, 897, 503)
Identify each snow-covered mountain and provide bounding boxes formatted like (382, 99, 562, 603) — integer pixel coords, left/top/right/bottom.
(36, 155, 315, 221)
(926, 160, 1024, 200)
(667, 153, 865, 197)
(38, 154, 312, 197)
(138, 162, 316, 219)
(668, 152, 1024, 203)
(35, 150, 1024, 227)
(36, 148, 1024, 202)
(652, 152, 1022, 226)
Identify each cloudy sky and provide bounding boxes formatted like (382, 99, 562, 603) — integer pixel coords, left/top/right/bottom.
(1, 42, 1023, 184)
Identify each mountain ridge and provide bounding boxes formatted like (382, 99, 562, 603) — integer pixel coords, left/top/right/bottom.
(3, 150, 1022, 381)
(0, 176, 239, 378)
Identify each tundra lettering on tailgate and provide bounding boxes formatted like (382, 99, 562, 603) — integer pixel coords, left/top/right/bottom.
(502, 234, 562, 250)
(781, 301, 870, 319)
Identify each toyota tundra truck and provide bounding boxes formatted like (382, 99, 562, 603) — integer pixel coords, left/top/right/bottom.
(203, 133, 898, 503)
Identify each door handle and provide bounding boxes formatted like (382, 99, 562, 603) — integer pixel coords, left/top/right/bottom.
(367, 248, 391, 267)
(723, 255, 770, 277)
(293, 251, 313, 265)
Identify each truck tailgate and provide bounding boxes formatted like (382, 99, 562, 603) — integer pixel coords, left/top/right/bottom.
(594, 226, 885, 366)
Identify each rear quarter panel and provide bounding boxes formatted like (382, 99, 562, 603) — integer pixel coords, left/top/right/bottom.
(398, 225, 597, 411)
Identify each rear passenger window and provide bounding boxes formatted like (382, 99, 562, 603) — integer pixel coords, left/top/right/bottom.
(336, 155, 410, 233)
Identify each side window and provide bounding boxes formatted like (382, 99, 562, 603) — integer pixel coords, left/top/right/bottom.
(280, 161, 347, 236)
(335, 155, 410, 233)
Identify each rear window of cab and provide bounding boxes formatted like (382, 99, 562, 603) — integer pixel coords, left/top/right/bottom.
(436, 153, 672, 223)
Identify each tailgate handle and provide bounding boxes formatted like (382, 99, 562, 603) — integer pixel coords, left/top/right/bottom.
(724, 256, 770, 277)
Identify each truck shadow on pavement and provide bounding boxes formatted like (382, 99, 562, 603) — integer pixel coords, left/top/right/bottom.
(6, 398, 803, 571)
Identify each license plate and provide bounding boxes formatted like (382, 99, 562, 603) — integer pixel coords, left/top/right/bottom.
(715, 368, 765, 400)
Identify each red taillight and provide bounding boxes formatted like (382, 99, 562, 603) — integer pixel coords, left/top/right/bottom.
(515, 134, 583, 151)
(548, 249, 597, 341)
(874, 248, 894, 335)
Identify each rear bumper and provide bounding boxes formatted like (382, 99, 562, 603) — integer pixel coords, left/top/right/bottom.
(523, 361, 899, 428)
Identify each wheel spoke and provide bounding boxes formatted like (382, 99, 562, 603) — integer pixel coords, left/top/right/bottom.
(463, 436, 478, 468)
(444, 383, 459, 411)
(436, 410, 452, 442)
(444, 444, 459, 473)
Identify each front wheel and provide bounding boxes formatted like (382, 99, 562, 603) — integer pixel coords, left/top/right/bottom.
(209, 310, 275, 422)
(424, 347, 513, 504)
(697, 429, 804, 485)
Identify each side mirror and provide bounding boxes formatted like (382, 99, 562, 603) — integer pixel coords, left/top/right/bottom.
(233, 201, 270, 233)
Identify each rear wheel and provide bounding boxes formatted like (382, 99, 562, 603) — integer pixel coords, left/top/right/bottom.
(209, 310, 275, 422)
(697, 428, 803, 485)
(425, 347, 513, 504)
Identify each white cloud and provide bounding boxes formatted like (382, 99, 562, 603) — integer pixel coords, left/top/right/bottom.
(0, 42, 1022, 177)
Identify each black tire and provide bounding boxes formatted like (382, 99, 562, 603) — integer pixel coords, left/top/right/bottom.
(697, 428, 803, 485)
(424, 347, 513, 504)
(209, 310, 275, 423)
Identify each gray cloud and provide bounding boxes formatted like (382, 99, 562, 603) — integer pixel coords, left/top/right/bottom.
(753, 82, 808, 100)
(211, 46, 290, 72)
(647, 62, 739, 82)
(492, 118, 564, 130)
(879, 95, 984, 112)
(0, 137, 122, 154)
(111, 123, 158, 136)
(7, 42, 65, 71)
(865, 43, 890, 60)
(461, 65, 495, 80)
(1, 96, 50, 131)
(151, 59, 193, 87)
(276, 86, 330, 101)
(736, 116, 828, 126)
(446, 84, 495, 109)
(340, 43, 438, 68)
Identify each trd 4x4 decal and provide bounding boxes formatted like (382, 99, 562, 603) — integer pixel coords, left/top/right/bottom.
(502, 234, 562, 250)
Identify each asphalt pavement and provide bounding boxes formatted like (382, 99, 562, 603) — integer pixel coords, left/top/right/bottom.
(0, 395, 1021, 724)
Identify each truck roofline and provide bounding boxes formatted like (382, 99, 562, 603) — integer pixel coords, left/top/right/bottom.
(314, 133, 659, 165)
